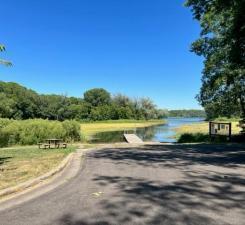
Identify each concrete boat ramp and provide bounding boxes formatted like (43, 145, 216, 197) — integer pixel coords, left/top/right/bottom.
(123, 134, 144, 144)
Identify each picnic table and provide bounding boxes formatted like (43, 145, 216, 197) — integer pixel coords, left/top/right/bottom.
(38, 139, 67, 149)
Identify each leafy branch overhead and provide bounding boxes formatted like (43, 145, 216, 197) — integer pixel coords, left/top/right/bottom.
(0, 44, 12, 66)
(185, 0, 245, 120)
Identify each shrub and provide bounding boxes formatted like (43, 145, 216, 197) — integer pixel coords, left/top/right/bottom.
(177, 132, 235, 143)
(177, 133, 210, 143)
(62, 120, 81, 142)
(0, 131, 10, 147)
(0, 119, 81, 147)
(0, 118, 13, 128)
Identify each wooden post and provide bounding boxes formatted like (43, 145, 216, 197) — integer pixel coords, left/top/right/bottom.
(209, 121, 212, 137)
(229, 122, 232, 141)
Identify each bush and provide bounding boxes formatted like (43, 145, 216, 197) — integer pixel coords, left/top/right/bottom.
(0, 118, 13, 128)
(0, 119, 81, 147)
(177, 133, 210, 143)
(61, 120, 81, 142)
(177, 132, 235, 143)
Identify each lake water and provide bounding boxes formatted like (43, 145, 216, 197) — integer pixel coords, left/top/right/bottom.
(90, 117, 205, 143)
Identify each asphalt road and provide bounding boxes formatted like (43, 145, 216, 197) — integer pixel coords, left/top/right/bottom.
(0, 144, 245, 225)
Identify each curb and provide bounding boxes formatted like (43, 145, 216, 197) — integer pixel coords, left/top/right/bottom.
(0, 152, 74, 199)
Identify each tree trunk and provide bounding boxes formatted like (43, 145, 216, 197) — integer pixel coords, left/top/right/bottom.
(238, 94, 245, 134)
(239, 94, 245, 120)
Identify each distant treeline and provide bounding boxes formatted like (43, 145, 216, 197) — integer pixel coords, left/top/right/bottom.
(0, 81, 166, 121)
(168, 110, 206, 118)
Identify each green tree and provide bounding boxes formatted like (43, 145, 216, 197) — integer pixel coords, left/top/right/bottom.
(65, 102, 91, 120)
(90, 105, 117, 121)
(156, 109, 169, 119)
(39, 95, 70, 120)
(0, 81, 164, 121)
(0, 44, 12, 66)
(84, 88, 111, 107)
(0, 82, 40, 119)
(139, 98, 157, 120)
(112, 94, 134, 119)
(0, 93, 16, 117)
(113, 94, 132, 107)
(185, 0, 245, 120)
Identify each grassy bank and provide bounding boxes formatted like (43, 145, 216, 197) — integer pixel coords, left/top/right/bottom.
(0, 146, 76, 190)
(175, 120, 241, 143)
(80, 119, 165, 139)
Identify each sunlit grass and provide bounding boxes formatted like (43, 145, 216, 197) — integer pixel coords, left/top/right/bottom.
(0, 146, 76, 190)
(175, 121, 241, 139)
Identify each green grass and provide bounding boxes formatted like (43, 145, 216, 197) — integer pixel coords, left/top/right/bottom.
(80, 119, 165, 139)
(0, 146, 76, 190)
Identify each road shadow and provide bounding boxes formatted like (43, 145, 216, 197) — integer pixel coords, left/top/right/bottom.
(90, 144, 245, 168)
(57, 144, 245, 225)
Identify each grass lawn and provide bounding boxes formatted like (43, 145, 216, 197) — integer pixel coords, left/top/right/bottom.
(175, 121, 241, 138)
(80, 119, 165, 139)
(0, 146, 76, 190)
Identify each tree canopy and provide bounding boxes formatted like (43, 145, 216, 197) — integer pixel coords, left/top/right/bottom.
(0, 81, 165, 121)
(185, 0, 245, 120)
(84, 88, 111, 107)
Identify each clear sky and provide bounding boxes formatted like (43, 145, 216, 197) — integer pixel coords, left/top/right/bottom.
(0, 0, 203, 109)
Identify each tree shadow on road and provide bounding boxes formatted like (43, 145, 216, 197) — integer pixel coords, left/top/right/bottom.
(57, 144, 245, 225)
(90, 144, 245, 168)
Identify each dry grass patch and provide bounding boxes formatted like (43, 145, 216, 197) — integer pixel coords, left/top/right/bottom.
(0, 146, 76, 190)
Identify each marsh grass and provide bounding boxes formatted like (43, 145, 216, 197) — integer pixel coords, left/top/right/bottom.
(80, 119, 165, 139)
(0, 146, 76, 190)
(175, 121, 242, 143)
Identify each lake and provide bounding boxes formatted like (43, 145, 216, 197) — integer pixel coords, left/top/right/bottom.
(90, 117, 205, 143)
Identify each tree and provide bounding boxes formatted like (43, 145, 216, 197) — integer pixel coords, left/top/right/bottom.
(0, 82, 40, 119)
(185, 0, 245, 120)
(113, 94, 132, 107)
(0, 44, 12, 66)
(39, 95, 70, 120)
(65, 102, 91, 120)
(89, 105, 117, 121)
(156, 109, 169, 119)
(0, 81, 164, 121)
(0, 93, 15, 118)
(139, 98, 158, 120)
(112, 94, 135, 119)
(84, 88, 111, 107)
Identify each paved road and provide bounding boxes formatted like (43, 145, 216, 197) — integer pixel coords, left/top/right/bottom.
(0, 144, 245, 225)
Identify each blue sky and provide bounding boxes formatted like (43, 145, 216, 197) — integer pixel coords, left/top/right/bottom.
(0, 0, 203, 109)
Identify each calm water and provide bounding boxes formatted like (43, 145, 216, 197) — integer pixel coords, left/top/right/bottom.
(90, 117, 205, 143)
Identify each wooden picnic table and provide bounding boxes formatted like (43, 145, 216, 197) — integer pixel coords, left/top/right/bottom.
(38, 139, 67, 149)
(45, 139, 62, 147)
